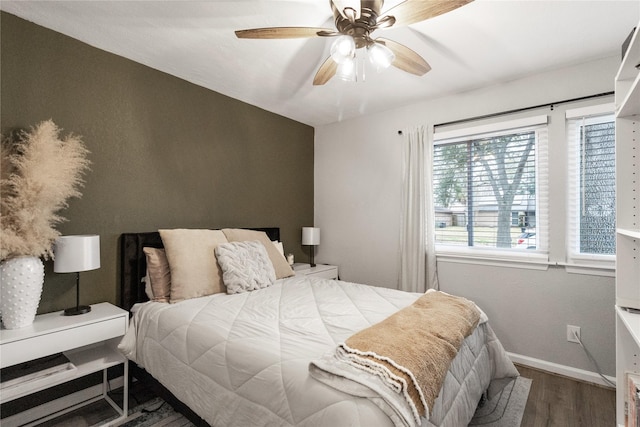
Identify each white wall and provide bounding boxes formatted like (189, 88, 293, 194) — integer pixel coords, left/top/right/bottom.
(314, 55, 618, 378)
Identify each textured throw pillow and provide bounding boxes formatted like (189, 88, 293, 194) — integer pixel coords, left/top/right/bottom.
(143, 247, 171, 303)
(215, 240, 276, 294)
(159, 229, 228, 303)
(222, 229, 294, 279)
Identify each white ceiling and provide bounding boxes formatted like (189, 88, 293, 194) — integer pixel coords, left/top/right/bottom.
(1, 0, 639, 127)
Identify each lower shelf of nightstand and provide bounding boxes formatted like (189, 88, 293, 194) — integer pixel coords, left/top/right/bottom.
(1, 342, 128, 427)
(1, 342, 125, 403)
(2, 382, 128, 427)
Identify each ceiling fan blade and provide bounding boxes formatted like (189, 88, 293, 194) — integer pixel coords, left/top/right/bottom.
(376, 38, 431, 76)
(313, 57, 338, 85)
(235, 27, 335, 39)
(379, 0, 473, 28)
(316, 30, 341, 37)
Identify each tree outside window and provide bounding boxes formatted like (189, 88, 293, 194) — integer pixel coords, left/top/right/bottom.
(433, 131, 537, 250)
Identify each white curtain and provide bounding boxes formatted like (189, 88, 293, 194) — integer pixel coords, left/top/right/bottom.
(399, 125, 439, 292)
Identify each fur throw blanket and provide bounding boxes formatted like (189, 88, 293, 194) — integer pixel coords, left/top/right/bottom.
(309, 290, 481, 426)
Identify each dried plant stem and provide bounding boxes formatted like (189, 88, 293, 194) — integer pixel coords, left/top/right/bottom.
(1, 120, 91, 260)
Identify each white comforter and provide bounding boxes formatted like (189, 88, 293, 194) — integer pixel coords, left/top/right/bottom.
(119, 276, 517, 427)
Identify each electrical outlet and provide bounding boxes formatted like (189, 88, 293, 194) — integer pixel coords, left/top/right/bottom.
(567, 325, 581, 343)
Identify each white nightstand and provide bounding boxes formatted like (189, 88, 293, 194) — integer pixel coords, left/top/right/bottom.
(293, 263, 339, 280)
(0, 302, 129, 426)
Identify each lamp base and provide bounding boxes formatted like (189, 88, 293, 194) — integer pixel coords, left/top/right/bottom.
(308, 246, 316, 268)
(64, 305, 91, 316)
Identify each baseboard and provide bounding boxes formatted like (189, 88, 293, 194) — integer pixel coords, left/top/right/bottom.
(1, 376, 125, 427)
(508, 352, 616, 388)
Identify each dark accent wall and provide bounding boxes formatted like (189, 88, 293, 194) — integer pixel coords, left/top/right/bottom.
(0, 12, 314, 313)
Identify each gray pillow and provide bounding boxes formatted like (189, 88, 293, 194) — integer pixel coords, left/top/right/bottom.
(222, 228, 294, 279)
(215, 240, 276, 294)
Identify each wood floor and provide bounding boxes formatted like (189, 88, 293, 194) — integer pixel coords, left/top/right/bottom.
(516, 364, 616, 427)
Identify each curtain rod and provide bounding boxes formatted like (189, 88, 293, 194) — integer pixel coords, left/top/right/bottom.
(396, 91, 614, 135)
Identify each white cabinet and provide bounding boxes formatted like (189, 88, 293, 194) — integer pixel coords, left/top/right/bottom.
(0, 303, 129, 426)
(615, 22, 640, 426)
(293, 263, 339, 280)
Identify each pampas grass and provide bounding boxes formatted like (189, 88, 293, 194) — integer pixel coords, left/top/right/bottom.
(1, 120, 91, 261)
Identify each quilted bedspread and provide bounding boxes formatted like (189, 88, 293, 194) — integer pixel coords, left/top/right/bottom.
(119, 276, 518, 427)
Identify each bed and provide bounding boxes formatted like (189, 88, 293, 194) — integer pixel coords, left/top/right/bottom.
(118, 228, 518, 427)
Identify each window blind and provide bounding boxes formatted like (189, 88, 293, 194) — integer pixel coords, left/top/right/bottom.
(432, 119, 548, 256)
(566, 111, 616, 260)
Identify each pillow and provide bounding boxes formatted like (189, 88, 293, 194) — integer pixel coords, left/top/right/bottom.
(159, 229, 228, 303)
(143, 247, 171, 303)
(222, 229, 294, 279)
(215, 240, 276, 294)
(272, 240, 285, 257)
(143, 275, 153, 300)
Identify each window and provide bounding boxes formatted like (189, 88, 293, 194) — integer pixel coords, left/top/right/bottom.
(432, 116, 548, 259)
(567, 108, 616, 263)
(428, 103, 615, 273)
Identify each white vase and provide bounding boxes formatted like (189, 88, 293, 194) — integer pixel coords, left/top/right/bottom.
(0, 256, 44, 329)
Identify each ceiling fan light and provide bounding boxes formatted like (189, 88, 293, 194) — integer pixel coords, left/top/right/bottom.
(368, 43, 395, 70)
(336, 58, 357, 82)
(330, 35, 356, 64)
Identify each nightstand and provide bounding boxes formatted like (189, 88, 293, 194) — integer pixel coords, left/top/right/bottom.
(293, 263, 339, 280)
(0, 302, 129, 426)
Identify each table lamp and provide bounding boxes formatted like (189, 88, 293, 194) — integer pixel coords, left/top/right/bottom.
(54, 235, 100, 316)
(301, 227, 320, 267)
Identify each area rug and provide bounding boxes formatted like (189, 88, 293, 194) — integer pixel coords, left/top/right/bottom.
(469, 376, 532, 427)
(115, 399, 195, 427)
(117, 377, 531, 427)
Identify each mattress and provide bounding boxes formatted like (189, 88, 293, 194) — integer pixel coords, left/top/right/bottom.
(119, 275, 517, 426)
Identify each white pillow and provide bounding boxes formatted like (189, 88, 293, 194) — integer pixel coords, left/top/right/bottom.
(143, 274, 153, 300)
(215, 240, 276, 294)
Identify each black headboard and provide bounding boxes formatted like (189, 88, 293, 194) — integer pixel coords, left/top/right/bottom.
(119, 228, 280, 311)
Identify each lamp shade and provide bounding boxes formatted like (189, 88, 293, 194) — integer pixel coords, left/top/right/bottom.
(54, 235, 101, 273)
(368, 43, 395, 70)
(330, 35, 355, 64)
(302, 227, 320, 246)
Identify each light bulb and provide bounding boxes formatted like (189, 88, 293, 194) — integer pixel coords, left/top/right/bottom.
(330, 35, 355, 64)
(336, 58, 357, 82)
(368, 43, 395, 70)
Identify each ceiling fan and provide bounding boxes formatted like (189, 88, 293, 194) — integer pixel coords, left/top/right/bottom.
(235, 0, 473, 85)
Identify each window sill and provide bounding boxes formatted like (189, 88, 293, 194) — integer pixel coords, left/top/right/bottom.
(435, 250, 616, 277)
(435, 249, 550, 271)
(558, 261, 615, 277)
